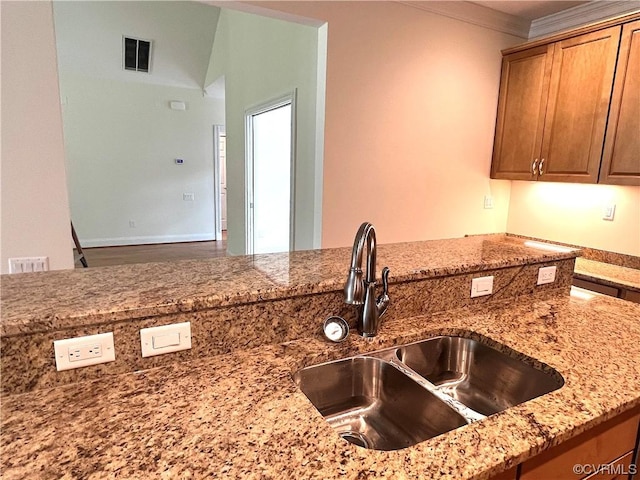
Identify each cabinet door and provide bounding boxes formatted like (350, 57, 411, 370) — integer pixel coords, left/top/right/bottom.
(600, 20, 640, 186)
(539, 26, 621, 183)
(490, 45, 553, 180)
(519, 407, 639, 480)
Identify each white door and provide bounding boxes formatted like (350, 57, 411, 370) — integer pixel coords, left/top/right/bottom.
(245, 94, 295, 254)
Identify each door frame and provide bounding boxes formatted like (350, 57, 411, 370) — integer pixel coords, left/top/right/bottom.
(213, 124, 225, 242)
(244, 90, 297, 255)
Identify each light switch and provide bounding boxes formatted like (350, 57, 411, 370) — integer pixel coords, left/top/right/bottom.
(471, 276, 494, 298)
(603, 204, 616, 221)
(152, 332, 180, 349)
(140, 322, 191, 358)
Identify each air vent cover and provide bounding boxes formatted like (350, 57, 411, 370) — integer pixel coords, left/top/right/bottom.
(123, 36, 151, 73)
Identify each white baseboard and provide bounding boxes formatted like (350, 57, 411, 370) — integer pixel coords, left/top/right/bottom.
(79, 233, 216, 248)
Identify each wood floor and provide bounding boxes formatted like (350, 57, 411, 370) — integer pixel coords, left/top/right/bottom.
(75, 238, 228, 268)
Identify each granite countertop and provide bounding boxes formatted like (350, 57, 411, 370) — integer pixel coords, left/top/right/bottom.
(574, 257, 640, 292)
(2, 293, 639, 480)
(0, 234, 579, 337)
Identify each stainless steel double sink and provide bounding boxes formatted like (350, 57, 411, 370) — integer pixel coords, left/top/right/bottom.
(293, 335, 564, 451)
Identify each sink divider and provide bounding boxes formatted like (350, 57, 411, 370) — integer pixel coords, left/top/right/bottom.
(364, 348, 487, 424)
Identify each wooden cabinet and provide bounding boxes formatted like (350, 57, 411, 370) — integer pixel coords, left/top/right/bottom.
(488, 407, 639, 480)
(491, 14, 640, 185)
(519, 407, 639, 480)
(491, 45, 553, 180)
(489, 466, 518, 480)
(599, 20, 640, 186)
(539, 27, 620, 183)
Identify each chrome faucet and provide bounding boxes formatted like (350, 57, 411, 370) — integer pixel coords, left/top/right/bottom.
(344, 222, 390, 337)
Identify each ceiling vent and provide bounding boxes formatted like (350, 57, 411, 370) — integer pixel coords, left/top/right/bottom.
(123, 36, 151, 73)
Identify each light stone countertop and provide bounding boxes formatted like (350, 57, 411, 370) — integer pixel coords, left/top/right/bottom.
(0, 234, 578, 337)
(574, 257, 640, 292)
(2, 293, 639, 480)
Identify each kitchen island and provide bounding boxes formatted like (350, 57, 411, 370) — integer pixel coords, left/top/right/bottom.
(1, 235, 639, 479)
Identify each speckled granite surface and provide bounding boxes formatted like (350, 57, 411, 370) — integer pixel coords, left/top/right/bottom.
(1, 258, 575, 395)
(1, 234, 579, 337)
(2, 293, 639, 480)
(575, 257, 640, 292)
(506, 233, 640, 269)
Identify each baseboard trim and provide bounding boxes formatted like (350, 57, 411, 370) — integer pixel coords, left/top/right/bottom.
(79, 233, 216, 248)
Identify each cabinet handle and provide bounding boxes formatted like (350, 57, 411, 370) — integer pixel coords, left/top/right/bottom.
(532, 159, 538, 176)
(539, 158, 545, 176)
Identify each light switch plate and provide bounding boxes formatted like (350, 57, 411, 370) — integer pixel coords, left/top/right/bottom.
(140, 322, 191, 358)
(471, 276, 494, 298)
(54, 332, 115, 371)
(8, 256, 49, 273)
(603, 204, 616, 221)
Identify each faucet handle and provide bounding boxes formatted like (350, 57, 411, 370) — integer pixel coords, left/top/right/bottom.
(376, 267, 390, 316)
(381, 267, 390, 294)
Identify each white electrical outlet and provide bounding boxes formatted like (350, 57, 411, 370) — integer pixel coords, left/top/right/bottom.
(129, 220, 136, 228)
(53, 332, 115, 371)
(140, 322, 191, 358)
(471, 276, 494, 298)
(483, 195, 494, 209)
(537, 266, 557, 285)
(8, 257, 49, 273)
(183, 193, 195, 201)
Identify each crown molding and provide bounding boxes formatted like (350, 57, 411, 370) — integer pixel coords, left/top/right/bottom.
(398, 1, 530, 38)
(530, 1, 640, 39)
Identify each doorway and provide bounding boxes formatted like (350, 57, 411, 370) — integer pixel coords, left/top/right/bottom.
(213, 125, 227, 241)
(245, 93, 296, 255)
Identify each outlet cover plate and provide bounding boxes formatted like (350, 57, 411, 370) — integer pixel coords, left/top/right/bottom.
(537, 266, 557, 285)
(54, 332, 115, 371)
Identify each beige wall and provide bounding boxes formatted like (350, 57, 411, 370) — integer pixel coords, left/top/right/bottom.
(508, 182, 640, 256)
(1, 1, 74, 273)
(249, 1, 520, 247)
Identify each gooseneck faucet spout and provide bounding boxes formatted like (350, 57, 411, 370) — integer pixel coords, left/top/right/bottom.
(344, 222, 390, 337)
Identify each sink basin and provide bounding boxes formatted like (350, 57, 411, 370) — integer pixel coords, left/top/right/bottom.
(293, 356, 467, 450)
(396, 336, 564, 416)
(293, 334, 564, 450)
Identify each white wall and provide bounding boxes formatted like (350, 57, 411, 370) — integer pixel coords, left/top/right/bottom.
(507, 182, 640, 256)
(53, 1, 220, 90)
(53, 1, 225, 247)
(59, 73, 225, 246)
(207, 8, 320, 255)
(1, 1, 74, 273)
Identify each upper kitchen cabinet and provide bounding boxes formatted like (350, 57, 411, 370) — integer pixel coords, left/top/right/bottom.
(490, 45, 553, 180)
(599, 20, 640, 186)
(539, 27, 620, 183)
(491, 14, 640, 184)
